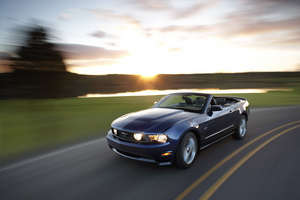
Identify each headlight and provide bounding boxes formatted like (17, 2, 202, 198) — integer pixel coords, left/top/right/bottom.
(112, 128, 118, 135)
(148, 134, 168, 143)
(134, 133, 143, 141)
(245, 100, 249, 107)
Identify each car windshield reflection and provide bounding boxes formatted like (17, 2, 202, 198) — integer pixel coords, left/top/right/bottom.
(154, 94, 208, 113)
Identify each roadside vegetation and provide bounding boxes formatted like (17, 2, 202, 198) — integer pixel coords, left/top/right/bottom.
(1, 87, 300, 159)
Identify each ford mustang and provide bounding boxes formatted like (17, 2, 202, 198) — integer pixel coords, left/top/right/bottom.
(106, 92, 250, 168)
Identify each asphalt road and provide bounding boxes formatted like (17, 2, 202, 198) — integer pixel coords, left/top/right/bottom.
(1, 106, 300, 200)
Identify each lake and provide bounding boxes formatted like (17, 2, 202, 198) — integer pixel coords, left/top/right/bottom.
(78, 88, 291, 98)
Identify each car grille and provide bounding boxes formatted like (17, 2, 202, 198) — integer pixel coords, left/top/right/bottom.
(116, 149, 141, 158)
(115, 148, 152, 159)
(112, 129, 149, 143)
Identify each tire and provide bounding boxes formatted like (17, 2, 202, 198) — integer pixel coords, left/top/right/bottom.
(175, 132, 198, 169)
(232, 115, 247, 139)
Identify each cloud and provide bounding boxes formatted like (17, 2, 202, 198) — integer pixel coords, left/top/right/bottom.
(168, 47, 182, 52)
(150, 0, 300, 45)
(266, 30, 300, 45)
(90, 30, 116, 39)
(235, 17, 300, 36)
(89, 8, 141, 27)
(67, 59, 118, 67)
(246, 0, 300, 9)
(58, 13, 72, 20)
(277, 37, 300, 44)
(172, 1, 217, 19)
(159, 25, 211, 34)
(130, 0, 173, 11)
(227, 0, 300, 23)
(106, 42, 119, 47)
(130, 0, 217, 19)
(56, 43, 130, 60)
(90, 30, 106, 38)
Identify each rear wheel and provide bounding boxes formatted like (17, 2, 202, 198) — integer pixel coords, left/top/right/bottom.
(232, 115, 247, 139)
(175, 132, 197, 169)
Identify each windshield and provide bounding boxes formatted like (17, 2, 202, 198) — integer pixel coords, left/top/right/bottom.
(154, 94, 208, 113)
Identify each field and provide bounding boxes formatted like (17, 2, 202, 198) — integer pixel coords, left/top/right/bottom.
(1, 87, 300, 159)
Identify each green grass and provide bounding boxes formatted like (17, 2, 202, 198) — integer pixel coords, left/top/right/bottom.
(0, 88, 300, 159)
(0, 96, 163, 158)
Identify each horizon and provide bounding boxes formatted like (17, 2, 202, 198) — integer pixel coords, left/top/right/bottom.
(1, 70, 300, 79)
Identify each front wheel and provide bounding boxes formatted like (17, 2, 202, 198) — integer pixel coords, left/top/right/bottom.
(175, 132, 198, 169)
(232, 115, 247, 139)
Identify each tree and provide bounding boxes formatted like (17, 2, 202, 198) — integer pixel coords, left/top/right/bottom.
(11, 26, 66, 72)
(10, 26, 68, 99)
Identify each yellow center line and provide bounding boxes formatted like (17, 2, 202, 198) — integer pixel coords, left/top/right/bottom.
(175, 120, 300, 200)
(199, 124, 300, 200)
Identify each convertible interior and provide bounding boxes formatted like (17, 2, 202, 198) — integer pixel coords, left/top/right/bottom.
(210, 97, 238, 107)
(157, 94, 240, 113)
(180, 96, 238, 108)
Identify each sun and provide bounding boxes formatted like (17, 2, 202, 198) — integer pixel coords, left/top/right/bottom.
(140, 72, 157, 78)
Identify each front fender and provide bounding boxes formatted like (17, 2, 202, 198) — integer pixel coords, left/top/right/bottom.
(165, 120, 203, 151)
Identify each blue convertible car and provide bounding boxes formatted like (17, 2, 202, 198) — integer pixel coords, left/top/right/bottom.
(106, 92, 250, 168)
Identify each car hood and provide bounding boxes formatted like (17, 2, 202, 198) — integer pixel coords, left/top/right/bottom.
(112, 108, 199, 133)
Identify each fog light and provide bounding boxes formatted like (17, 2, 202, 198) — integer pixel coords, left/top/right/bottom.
(161, 152, 172, 156)
(134, 133, 143, 141)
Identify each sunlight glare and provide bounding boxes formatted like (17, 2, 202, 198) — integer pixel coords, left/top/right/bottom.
(140, 72, 157, 77)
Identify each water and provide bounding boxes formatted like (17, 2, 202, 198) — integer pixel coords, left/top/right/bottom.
(78, 88, 291, 98)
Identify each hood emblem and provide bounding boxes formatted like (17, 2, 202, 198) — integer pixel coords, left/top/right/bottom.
(120, 132, 128, 137)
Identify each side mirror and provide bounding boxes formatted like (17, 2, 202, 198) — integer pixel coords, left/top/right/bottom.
(211, 105, 222, 111)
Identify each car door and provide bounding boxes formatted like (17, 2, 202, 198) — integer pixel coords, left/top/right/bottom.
(203, 105, 234, 143)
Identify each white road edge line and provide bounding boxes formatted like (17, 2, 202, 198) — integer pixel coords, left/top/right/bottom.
(0, 137, 106, 172)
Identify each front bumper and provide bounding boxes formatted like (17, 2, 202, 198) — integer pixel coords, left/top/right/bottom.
(106, 130, 176, 165)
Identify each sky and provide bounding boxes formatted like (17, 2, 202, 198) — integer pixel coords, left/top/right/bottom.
(0, 0, 300, 76)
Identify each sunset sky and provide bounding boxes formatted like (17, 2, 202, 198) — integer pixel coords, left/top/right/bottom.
(1, 0, 300, 76)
